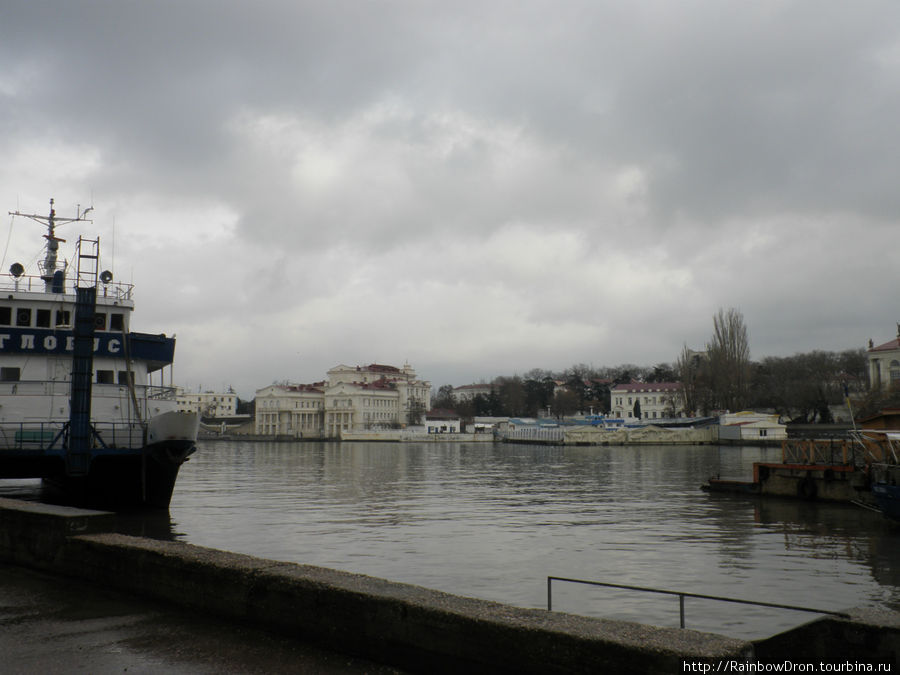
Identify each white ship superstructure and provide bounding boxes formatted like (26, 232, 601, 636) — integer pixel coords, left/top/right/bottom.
(0, 200, 198, 508)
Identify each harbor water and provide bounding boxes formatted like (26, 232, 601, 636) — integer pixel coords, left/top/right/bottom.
(5, 440, 900, 640)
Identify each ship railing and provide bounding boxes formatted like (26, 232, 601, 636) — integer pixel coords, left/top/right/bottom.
(0, 421, 148, 451)
(0, 271, 134, 300)
(90, 422, 147, 449)
(0, 380, 175, 400)
(781, 438, 855, 466)
(0, 422, 68, 450)
(0, 381, 177, 441)
(546, 576, 850, 630)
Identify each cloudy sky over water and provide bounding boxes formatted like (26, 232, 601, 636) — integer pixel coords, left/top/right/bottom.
(2, 1, 899, 398)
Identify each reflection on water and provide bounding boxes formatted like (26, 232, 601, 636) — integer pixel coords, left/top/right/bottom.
(4, 441, 899, 640)
(0, 478, 43, 500)
(166, 441, 900, 639)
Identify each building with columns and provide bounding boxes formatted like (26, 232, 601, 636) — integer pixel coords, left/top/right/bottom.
(867, 326, 900, 392)
(255, 383, 326, 437)
(254, 363, 431, 438)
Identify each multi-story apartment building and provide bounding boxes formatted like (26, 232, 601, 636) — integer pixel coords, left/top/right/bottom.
(254, 363, 431, 438)
(609, 381, 683, 421)
(176, 389, 238, 418)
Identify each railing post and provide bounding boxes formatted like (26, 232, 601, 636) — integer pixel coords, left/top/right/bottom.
(547, 577, 553, 611)
(679, 594, 685, 628)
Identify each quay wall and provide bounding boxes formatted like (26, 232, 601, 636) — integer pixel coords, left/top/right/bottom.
(756, 463, 872, 503)
(563, 426, 716, 446)
(1, 497, 896, 671)
(0, 497, 750, 674)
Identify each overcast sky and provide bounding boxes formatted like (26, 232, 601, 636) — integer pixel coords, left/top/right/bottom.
(2, 1, 898, 398)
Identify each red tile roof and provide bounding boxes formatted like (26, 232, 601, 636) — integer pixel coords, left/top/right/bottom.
(870, 338, 900, 352)
(367, 364, 402, 373)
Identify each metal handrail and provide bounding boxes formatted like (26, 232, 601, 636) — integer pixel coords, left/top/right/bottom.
(1, 271, 134, 300)
(546, 576, 851, 629)
(0, 420, 147, 451)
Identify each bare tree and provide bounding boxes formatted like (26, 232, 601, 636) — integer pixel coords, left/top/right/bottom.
(676, 344, 702, 416)
(706, 307, 751, 412)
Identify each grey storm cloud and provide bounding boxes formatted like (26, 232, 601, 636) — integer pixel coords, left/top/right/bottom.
(2, 0, 898, 396)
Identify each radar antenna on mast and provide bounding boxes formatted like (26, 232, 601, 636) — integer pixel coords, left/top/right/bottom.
(8, 198, 94, 292)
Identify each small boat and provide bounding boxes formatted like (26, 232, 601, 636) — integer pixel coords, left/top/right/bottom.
(870, 457, 900, 523)
(871, 480, 900, 521)
(851, 430, 900, 522)
(0, 199, 198, 508)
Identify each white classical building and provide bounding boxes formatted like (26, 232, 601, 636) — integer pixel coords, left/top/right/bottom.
(867, 326, 900, 392)
(255, 383, 326, 437)
(176, 389, 238, 418)
(609, 382, 684, 421)
(254, 363, 431, 438)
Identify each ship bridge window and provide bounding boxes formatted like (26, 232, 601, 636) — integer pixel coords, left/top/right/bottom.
(0, 307, 10, 325)
(0, 367, 20, 382)
(96, 370, 114, 384)
(118, 371, 134, 386)
(94, 313, 106, 330)
(16, 308, 31, 326)
(110, 313, 124, 331)
(55, 310, 70, 327)
(36, 309, 51, 328)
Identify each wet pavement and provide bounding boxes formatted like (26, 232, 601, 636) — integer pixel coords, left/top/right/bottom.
(0, 563, 404, 674)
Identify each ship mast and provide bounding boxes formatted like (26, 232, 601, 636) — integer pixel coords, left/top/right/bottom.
(8, 198, 93, 292)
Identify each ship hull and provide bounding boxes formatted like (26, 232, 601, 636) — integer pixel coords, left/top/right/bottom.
(41, 437, 196, 510)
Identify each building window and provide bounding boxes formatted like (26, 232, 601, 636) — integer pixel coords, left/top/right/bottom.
(110, 313, 125, 331)
(36, 309, 51, 328)
(16, 308, 31, 326)
(0, 307, 10, 325)
(55, 310, 70, 326)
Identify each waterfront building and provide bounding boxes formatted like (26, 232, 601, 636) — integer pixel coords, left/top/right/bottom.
(254, 363, 431, 438)
(424, 409, 462, 434)
(609, 381, 684, 420)
(255, 383, 325, 437)
(867, 326, 900, 392)
(176, 389, 238, 418)
(718, 411, 787, 441)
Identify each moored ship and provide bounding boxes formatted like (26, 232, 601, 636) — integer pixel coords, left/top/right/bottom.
(0, 199, 198, 508)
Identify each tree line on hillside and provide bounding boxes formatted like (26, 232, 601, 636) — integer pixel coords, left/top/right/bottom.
(433, 308, 879, 423)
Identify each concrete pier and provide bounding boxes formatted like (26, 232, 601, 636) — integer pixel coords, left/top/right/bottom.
(703, 461, 878, 506)
(1, 497, 897, 672)
(0, 562, 400, 674)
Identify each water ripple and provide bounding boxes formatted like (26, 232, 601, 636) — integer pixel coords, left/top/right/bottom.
(157, 440, 900, 640)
